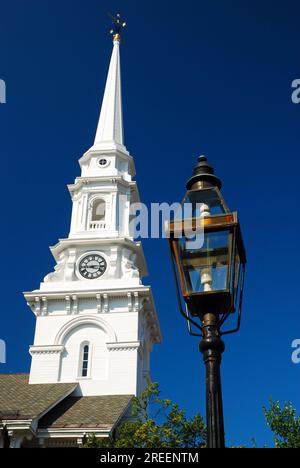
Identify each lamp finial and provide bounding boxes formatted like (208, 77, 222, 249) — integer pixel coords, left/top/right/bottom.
(186, 155, 222, 190)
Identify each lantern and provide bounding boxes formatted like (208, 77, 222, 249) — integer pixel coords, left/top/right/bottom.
(167, 156, 246, 324)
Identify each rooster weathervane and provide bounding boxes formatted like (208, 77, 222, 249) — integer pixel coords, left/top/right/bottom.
(108, 13, 127, 41)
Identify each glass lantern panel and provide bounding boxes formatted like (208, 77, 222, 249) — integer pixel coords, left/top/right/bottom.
(177, 188, 230, 220)
(233, 248, 242, 308)
(178, 230, 231, 294)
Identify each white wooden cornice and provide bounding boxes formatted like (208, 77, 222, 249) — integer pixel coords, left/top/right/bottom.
(29, 345, 65, 356)
(106, 341, 141, 352)
(67, 176, 136, 194)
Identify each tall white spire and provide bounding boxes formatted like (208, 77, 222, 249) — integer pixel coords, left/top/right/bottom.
(23, 14, 161, 415)
(94, 35, 125, 150)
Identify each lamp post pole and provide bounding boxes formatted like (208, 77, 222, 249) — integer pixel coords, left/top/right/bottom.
(199, 313, 225, 448)
(187, 158, 226, 448)
(168, 155, 246, 450)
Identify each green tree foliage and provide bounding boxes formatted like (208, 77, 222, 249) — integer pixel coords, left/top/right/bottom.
(83, 386, 300, 449)
(264, 399, 300, 448)
(83, 383, 206, 448)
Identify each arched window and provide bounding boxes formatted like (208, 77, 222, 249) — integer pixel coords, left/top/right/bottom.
(80, 343, 90, 378)
(92, 199, 106, 222)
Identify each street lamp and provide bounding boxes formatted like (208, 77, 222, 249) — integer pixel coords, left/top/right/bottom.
(167, 155, 246, 449)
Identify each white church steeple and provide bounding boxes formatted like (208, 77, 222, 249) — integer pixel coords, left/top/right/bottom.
(92, 15, 127, 154)
(24, 17, 161, 398)
(94, 36, 124, 150)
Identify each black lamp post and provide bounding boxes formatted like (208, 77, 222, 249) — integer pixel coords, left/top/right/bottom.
(167, 156, 246, 449)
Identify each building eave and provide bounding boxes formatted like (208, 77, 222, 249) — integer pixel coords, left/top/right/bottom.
(67, 175, 136, 194)
(36, 427, 111, 439)
(24, 285, 154, 302)
(1, 419, 35, 434)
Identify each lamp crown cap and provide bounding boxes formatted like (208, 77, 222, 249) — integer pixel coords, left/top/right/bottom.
(186, 155, 222, 190)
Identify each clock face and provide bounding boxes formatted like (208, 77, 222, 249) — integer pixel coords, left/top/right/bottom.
(79, 254, 107, 279)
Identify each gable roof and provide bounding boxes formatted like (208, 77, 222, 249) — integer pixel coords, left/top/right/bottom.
(39, 394, 133, 429)
(0, 374, 77, 420)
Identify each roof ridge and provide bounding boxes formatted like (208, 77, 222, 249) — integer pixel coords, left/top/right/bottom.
(0, 372, 29, 376)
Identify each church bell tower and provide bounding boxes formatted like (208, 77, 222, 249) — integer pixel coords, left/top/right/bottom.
(24, 17, 161, 397)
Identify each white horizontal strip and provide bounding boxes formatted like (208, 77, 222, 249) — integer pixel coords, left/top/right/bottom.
(106, 341, 141, 352)
(29, 345, 65, 355)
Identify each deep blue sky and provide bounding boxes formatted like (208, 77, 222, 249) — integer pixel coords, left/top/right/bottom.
(1, 0, 300, 447)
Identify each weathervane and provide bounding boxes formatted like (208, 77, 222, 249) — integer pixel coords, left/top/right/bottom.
(108, 13, 126, 42)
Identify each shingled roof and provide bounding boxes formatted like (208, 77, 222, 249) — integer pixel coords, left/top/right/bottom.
(39, 394, 133, 429)
(0, 374, 133, 432)
(0, 374, 77, 420)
